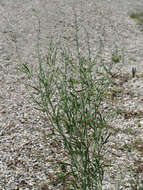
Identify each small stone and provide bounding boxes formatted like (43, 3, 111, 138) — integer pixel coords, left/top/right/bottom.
(40, 183, 49, 190)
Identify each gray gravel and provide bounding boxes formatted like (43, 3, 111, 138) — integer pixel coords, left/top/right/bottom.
(0, 0, 143, 189)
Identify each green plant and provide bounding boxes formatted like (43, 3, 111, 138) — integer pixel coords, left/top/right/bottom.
(19, 16, 113, 190)
(111, 54, 121, 63)
(130, 12, 143, 25)
(129, 57, 137, 62)
(111, 49, 122, 63)
(137, 121, 141, 128)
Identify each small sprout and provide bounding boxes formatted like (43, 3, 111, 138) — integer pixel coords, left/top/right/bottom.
(112, 54, 122, 63)
(130, 12, 143, 19)
(137, 121, 141, 128)
(53, 164, 59, 170)
(139, 17, 143, 24)
(130, 12, 143, 25)
(129, 57, 137, 62)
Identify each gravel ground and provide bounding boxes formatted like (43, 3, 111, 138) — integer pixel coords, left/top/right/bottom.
(0, 0, 143, 189)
